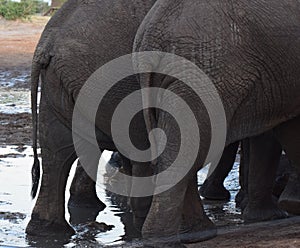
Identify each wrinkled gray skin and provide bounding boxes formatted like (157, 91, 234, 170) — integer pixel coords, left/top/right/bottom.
(134, 0, 300, 241)
(27, 0, 157, 237)
(27, 0, 215, 243)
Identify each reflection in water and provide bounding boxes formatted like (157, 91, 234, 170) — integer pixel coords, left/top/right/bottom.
(104, 188, 141, 242)
(200, 162, 243, 227)
(0, 146, 244, 247)
(69, 206, 101, 225)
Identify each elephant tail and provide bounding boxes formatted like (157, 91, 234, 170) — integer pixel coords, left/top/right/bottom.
(139, 73, 159, 162)
(31, 60, 41, 199)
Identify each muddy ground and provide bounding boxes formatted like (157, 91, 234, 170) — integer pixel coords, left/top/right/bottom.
(0, 16, 47, 146)
(0, 16, 299, 247)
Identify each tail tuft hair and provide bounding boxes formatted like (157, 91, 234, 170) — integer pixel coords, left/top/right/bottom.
(31, 151, 40, 199)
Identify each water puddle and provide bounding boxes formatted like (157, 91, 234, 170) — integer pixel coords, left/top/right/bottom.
(0, 70, 30, 89)
(0, 70, 33, 114)
(201, 162, 243, 227)
(0, 146, 243, 247)
(0, 89, 31, 114)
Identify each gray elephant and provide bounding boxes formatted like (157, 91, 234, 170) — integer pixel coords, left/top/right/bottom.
(133, 0, 300, 242)
(27, 0, 157, 237)
(27, 0, 214, 243)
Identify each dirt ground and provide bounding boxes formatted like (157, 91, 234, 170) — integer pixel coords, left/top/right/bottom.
(190, 217, 300, 248)
(0, 16, 48, 146)
(0, 16, 49, 71)
(0, 16, 299, 248)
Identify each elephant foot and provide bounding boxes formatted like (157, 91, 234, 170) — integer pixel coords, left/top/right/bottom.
(199, 180, 230, 201)
(68, 194, 106, 211)
(26, 216, 75, 237)
(179, 217, 217, 243)
(278, 172, 300, 215)
(243, 199, 288, 223)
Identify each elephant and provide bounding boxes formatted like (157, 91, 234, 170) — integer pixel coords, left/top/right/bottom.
(133, 0, 300, 242)
(27, 0, 216, 243)
(26, 0, 157, 237)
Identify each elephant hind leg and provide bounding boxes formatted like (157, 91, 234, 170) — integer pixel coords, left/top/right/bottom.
(274, 115, 300, 215)
(26, 100, 76, 236)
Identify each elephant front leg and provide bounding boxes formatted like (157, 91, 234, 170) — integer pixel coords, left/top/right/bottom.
(243, 132, 288, 222)
(200, 142, 239, 201)
(68, 160, 105, 211)
(180, 175, 217, 243)
(26, 103, 77, 236)
(275, 115, 300, 215)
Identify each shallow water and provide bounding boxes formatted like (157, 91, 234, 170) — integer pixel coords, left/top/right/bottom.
(0, 147, 125, 247)
(0, 70, 243, 247)
(0, 70, 33, 114)
(0, 89, 31, 114)
(0, 145, 243, 247)
(0, 70, 30, 88)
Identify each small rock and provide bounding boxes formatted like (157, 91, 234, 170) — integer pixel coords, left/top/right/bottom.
(85, 221, 114, 232)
